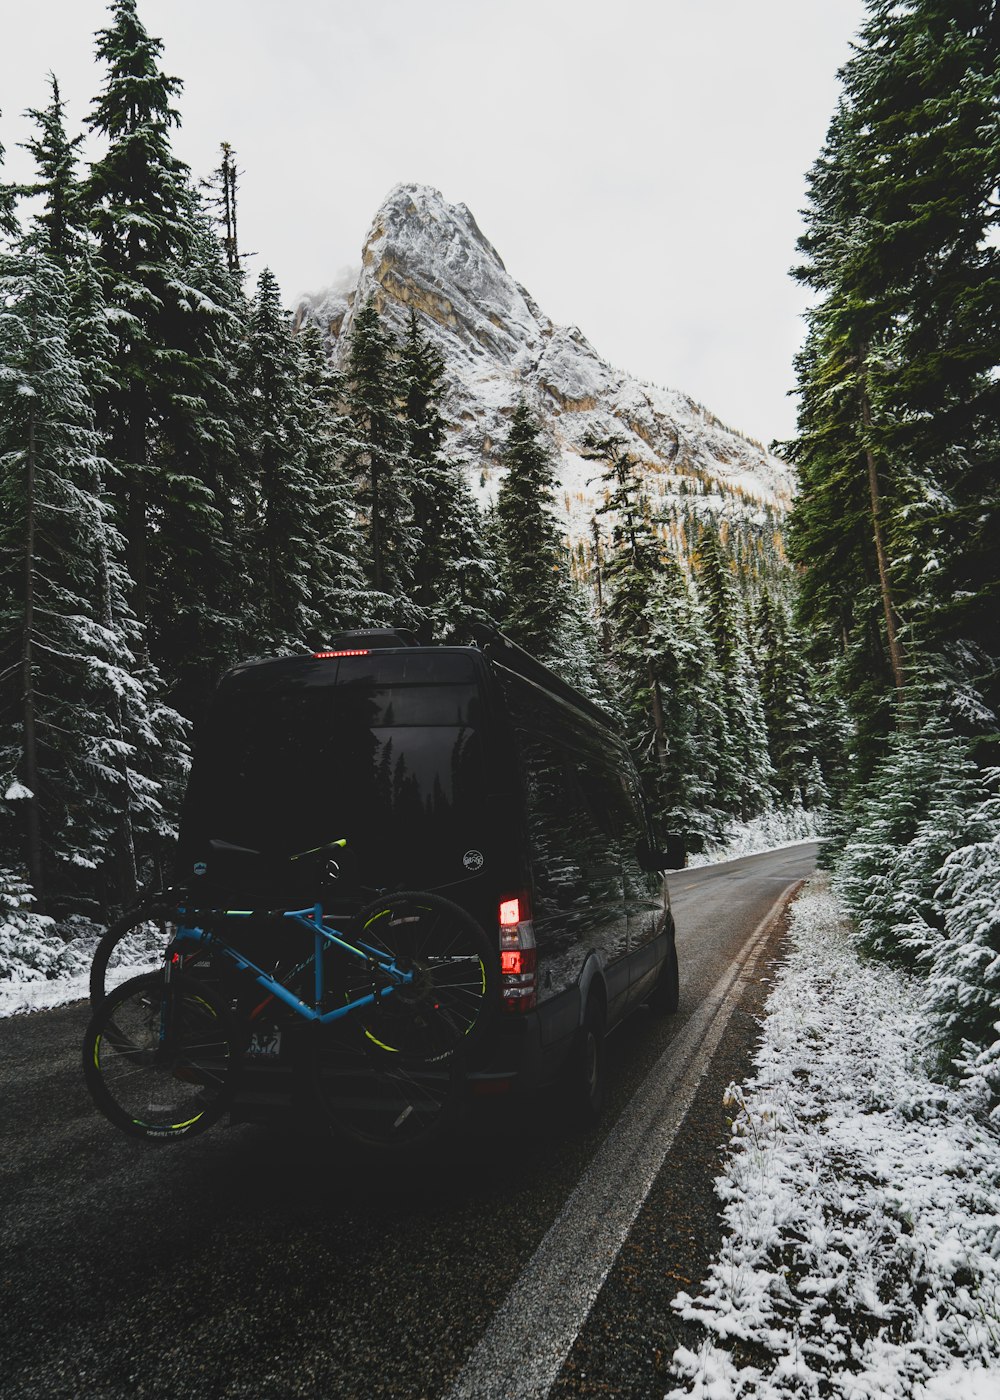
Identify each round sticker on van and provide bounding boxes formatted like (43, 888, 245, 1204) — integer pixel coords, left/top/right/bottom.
(463, 849, 485, 872)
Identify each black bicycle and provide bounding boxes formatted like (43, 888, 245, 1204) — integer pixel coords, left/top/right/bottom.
(82, 840, 497, 1148)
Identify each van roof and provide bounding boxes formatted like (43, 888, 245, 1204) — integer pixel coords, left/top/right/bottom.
(222, 625, 618, 734)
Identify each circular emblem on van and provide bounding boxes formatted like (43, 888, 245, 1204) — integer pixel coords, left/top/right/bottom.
(463, 849, 485, 872)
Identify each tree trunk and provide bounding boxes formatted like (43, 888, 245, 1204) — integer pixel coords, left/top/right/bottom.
(225, 146, 240, 275)
(647, 659, 669, 775)
(860, 382, 906, 697)
(371, 455, 383, 592)
(95, 529, 138, 906)
(120, 393, 150, 651)
(22, 410, 44, 906)
(590, 518, 603, 615)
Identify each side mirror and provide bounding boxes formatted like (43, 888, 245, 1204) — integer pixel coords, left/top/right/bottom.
(662, 834, 686, 869)
(637, 836, 686, 872)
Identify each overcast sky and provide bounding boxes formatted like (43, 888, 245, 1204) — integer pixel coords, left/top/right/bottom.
(1, 0, 867, 446)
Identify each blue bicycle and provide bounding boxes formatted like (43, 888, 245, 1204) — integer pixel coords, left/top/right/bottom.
(82, 841, 497, 1148)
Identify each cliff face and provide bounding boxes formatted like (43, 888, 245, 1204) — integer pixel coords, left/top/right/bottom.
(296, 183, 793, 544)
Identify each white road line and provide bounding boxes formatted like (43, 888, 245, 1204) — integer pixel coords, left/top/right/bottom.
(444, 880, 801, 1400)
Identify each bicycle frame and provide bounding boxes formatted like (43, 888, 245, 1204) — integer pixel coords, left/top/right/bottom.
(169, 902, 415, 1025)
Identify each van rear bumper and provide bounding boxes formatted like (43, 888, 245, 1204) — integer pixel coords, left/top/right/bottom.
(229, 990, 581, 1127)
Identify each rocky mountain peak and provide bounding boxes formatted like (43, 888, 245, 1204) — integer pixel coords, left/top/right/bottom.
(296, 183, 794, 544)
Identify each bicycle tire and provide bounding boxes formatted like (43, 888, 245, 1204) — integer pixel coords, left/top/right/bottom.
(89, 901, 178, 1009)
(82, 973, 240, 1142)
(346, 890, 498, 1061)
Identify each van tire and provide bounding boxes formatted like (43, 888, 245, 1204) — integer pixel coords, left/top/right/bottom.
(648, 937, 679, 1016)
(567, 998, 607, 1129)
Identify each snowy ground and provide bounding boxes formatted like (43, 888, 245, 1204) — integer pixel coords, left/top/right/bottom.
(668, 875, 1000, 1400)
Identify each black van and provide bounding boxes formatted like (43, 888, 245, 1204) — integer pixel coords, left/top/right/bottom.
(176, 626, 683, 1126)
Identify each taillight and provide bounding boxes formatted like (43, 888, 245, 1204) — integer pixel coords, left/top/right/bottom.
(313, 649, 371, 658)
(499, 895, 537, 1013)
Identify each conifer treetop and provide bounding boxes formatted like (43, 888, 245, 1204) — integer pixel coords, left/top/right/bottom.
(86, 0, 191, 262)
(20, 75, 85, 265)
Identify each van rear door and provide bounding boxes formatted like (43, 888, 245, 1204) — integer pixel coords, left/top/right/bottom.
(179, 650, 502, 901)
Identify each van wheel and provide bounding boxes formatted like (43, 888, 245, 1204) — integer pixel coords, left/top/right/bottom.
(648, 937, 679, 1016)
(567, 1000, 607, 1129)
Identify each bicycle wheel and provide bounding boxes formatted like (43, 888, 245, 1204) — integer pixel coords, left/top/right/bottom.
(312, 1023, 464, 1150)
(346, 890, 497, 1061)
(90, 902, 179, 1008)
(82, 973, 240, 1142)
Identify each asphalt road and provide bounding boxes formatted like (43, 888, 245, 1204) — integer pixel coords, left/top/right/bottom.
(0, 843, 817, 1400)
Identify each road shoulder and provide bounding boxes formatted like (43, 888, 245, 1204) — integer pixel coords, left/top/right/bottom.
(546, 885, 794, 1399)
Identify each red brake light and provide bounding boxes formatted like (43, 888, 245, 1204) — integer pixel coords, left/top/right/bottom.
(499, 897, 537, 1013)
(499, 897, 521, 928)
(313, 649, 371, 658)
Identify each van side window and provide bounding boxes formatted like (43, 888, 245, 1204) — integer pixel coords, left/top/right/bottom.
(501, 676, 628, 969)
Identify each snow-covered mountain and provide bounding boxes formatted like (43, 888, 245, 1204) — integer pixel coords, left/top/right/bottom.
(296, 183, 793, 545)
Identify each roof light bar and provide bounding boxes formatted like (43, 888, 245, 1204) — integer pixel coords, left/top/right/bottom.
(313, 649, 371, 658)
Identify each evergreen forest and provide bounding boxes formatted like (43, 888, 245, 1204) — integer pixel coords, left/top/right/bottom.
(1, 0, 999, 1106)
(787, 0, 1000, 1103)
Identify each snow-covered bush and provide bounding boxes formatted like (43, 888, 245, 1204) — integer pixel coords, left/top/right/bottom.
(920, 782, 1000, 1105)
(0, 868, 94, 987)
(835, 711, 987, 964)
(0, 869, 59, 981)
(688, 799, 827, 867)
(835, 705, 1000, 1102)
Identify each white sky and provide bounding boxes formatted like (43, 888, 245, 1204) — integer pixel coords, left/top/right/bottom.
(1, 0, 867, 446)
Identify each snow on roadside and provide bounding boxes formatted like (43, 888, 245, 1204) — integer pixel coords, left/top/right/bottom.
(0, 897, 160, 1018)
(667, 875, 1000, 1399)
(0, 966, 94, 1018)
(687, 806, 826, 868)
(0, 961, 153, 1018)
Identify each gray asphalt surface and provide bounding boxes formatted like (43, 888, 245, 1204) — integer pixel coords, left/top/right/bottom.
(0, 843, 817, 1399)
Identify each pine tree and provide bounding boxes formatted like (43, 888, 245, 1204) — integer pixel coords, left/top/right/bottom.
(84, 0, 242, 703)
(239, 267, 345, 652)
(694, 525, 773, 818)
(0, 245, 186, 913)
(582, 431, 729, 843)
(84, 0, 193, 628)
(201, 141, 243, 276)
(296, 323, 377, 633)
(19, 75, 87, 267)
(147, 209, 246, 713)
(399, 311, 500, 638)
(695, 526, 740, 680)
(843, 2, 1000, 714)
(789, 0, 1000, 764)
(496, 402, 570, 659)
(585, 432, 673, 778)
(341, 299, 416, 606)
(654, 555, 731, 847)
(755, 589, 829, 806)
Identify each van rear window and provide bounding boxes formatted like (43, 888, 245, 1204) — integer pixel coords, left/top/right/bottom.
(180, 663, 488, 890)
